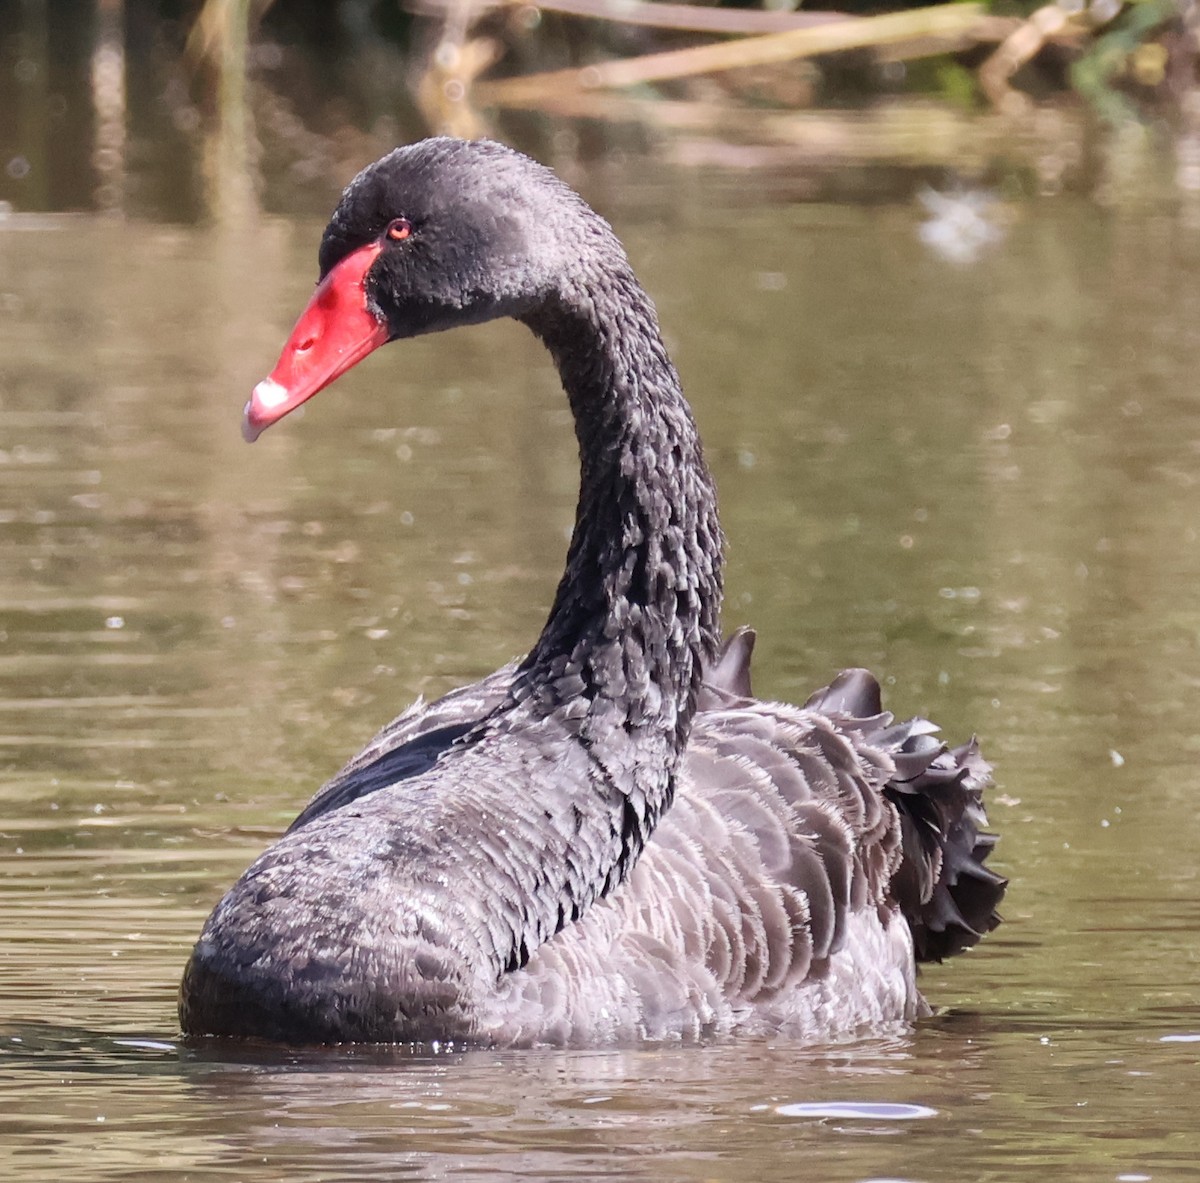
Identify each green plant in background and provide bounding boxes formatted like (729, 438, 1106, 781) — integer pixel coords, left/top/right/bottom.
(934, 59, 982, 109)
(1072, 0, 1183, 124)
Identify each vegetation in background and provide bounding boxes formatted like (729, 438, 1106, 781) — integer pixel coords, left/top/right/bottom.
(1, 0, 1198, 218)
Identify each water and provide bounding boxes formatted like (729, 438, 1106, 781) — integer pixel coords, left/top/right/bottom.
(3, 163, 1200, 1180)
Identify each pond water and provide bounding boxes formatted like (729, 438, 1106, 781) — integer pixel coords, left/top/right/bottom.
(2, 152, 1200, 1181)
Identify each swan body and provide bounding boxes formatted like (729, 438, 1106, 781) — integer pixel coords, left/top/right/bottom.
(180, 138, 1005, 1046)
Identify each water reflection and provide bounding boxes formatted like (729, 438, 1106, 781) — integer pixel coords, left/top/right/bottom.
(3, 1015, 1194, 1180)
(3, 167, 1200, 1179)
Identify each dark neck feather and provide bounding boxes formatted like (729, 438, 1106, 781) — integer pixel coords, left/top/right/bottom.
(417, 238, 727, 987)
(518, 258, 724, 801)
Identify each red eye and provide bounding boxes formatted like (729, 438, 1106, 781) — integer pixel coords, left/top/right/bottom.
(386, 218, 412, 242)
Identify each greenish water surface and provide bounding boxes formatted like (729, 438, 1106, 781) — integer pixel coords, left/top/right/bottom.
(2, 167, 1199, 1180)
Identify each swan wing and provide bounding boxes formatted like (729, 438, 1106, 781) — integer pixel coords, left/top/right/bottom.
(286, 662, 520, 831)
(484, 665, 1004, 1044)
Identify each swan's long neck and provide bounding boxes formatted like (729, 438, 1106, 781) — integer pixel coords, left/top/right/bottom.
(516, 259, 724, 837)
(177, 181, 731, 1042)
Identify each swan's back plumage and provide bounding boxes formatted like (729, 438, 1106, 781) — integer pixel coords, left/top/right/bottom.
(466, 636, 1002, 1045)
(205, 631, 1002, 1047)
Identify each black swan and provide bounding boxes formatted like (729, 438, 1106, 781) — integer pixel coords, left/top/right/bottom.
(179, 137, 1005, 1046)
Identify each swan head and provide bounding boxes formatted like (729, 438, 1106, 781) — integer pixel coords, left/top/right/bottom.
(244, 138, 606, 441)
